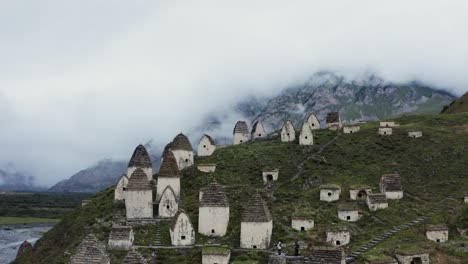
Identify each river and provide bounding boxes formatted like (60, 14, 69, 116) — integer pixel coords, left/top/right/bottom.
(0, 224, 54, 264)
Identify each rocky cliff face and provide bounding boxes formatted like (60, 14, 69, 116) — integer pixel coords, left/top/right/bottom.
(240, 72, 455, 130)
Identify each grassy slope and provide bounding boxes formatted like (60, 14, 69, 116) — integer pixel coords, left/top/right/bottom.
(14, 113, 468, 264)
(443, 92, 468, 114)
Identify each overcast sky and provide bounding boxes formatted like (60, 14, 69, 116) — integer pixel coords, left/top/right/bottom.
(1, 1, 467, 186)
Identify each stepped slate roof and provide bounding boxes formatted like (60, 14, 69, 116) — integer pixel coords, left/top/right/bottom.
(368, 193, 388, 204)
(172, 133, 193, 151)
(380, 174, 403, 192)
(158, 151, 179, 178)
(233, 121, 249, 134)
(123, 250, 148, 264)
(242, 193, 272, 222)
(70, 234, 110, 264)
(126, 168, 151, 191)
(251, 121, 264, 134)
(170, 210, 193, 231)
(199, 181, 229, 207)
(201, 134, 215, 145)
(310, 247, 345, 264)
(326, 112, 340, 123)
(109, 226, 132, 241)
(162, 142, 173, 155)
(16, 240, 33, 258)
(427, 225, 449, 231)
(128, 144, 152, 168)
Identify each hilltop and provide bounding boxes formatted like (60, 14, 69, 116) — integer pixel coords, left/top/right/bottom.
(442, 92, 468, 114)
(14, 113, 468, 264)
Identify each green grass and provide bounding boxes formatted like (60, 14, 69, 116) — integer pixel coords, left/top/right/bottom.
(13, 113, 468, 263)
(0, 217, 60, 224)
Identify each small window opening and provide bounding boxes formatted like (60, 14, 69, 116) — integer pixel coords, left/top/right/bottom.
(166, 205, 170, 209)
(253, 245, 257, 249)
(211, 229, 215, 233)
(185, 159, 189, 162)
(301, 227, 305, 231)
(436, 239, 440, 243)
(358, 193, 362, 197)
(181, 236, 186, 240)
(336, 240, 341, 245)
(287, 133, 290, 136)
(350, 131, 353, 134)
(384, 132, 387, 135)
(258, 134, 262, 137)
(347, 216, 351, 220)
(123, 187, 126, 191)
(312, 123, 315, 126)
(267, 175, 273, 182)
(240, 140, 243, 143)
(328, 192, 332, 196)
(386, 124, 389, 127)
(203, 145, 206, 148)
(305, 136, 308, 139)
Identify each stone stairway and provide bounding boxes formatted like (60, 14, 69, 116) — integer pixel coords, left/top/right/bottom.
(152, 219, 162, 246)
(345, 195, 453, 263)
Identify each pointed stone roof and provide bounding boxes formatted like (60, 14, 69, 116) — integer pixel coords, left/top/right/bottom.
(380, 174, 403, 192)
(123, 250, 148, 264)
(233, 121, 249, 134)
(172, 133, 193, 151)
(16, 240, 33, 258)
(310, 247, 345, 264)
(368, 193, 388, 204)
(126, 168, 151, 191)
(251, 121, 264, 134)
(200, 181, 229, 207)
(242, 193, 272, 222)
(170, 210, 193, 231)
(201, 134, 215, 145)
(158, 151, 179, 178)
(128, 144, 152, 168)
(70, 234, 110, 264)
(159, 185, 177, 202)
(282, 120, 294, 129)
(326, 112, 340, 123)
(109, 226, 132, 241)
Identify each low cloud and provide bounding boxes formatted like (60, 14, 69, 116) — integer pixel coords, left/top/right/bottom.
(0, 1, 467, 186)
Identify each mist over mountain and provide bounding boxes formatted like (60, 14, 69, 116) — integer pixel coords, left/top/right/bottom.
(0, 165, 46, 192)
(202, 72, 455, 135)
(17, 72, 457, 193)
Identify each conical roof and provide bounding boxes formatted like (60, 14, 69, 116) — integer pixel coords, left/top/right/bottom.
(201, 134, 215, 145)
(170, 209, 193, 231)
(251, 121, 263, 134)
(123, 250, 148, 264)
(158, 151, 179, 178)
(70, 234, 110, 264)
(200, 181, 229, 207)
(172, 133, 193, 151)
(242, 193, 272, 222)
(128, 144, 152, 168)
(233, 121, 248, 134)
(127, 168, 151, 190)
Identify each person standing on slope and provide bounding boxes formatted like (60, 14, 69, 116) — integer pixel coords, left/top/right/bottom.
(277, 241, 282, 255)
